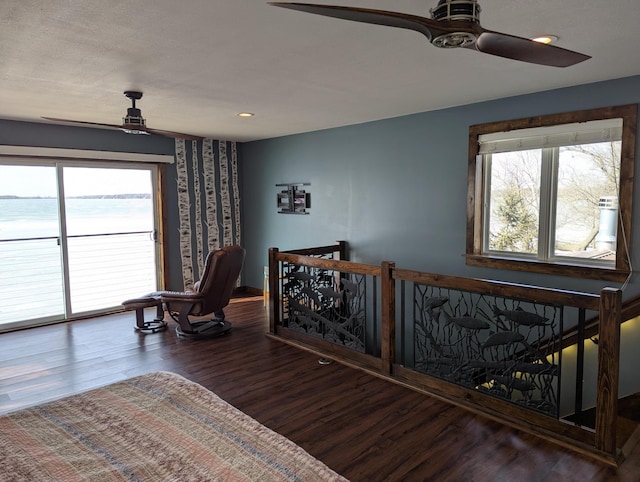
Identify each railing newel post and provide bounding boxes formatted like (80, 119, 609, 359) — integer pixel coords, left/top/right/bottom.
(268, 247, 280, 334)
(337, 240, 348, 261)
(381, 260, 396, 374)
(594, 287, 622, 456)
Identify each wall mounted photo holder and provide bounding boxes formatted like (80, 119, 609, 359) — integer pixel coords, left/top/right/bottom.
(276, 183, 310, 214)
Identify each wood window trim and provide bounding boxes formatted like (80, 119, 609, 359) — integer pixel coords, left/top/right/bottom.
(466, 104, 637, 282)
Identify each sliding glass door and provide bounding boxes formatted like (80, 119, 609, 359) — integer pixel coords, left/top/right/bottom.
(62, 167, 158, 314)
(0, 165, 65, 325)
(0, 162, 160, 331)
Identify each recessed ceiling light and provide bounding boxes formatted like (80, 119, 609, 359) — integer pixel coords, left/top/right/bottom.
(532, 35, 558, 45)
(238, 112, 255, 117)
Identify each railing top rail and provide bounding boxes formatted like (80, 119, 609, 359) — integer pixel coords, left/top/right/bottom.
(276, 252, 381, 277)
(0, 230, 153, 243)
(272, 243, 605, 310)
(393, 267, 602, 311)
(280, 244, 342, 256)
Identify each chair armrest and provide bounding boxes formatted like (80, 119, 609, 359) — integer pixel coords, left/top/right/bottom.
(160, 291, 203, 303)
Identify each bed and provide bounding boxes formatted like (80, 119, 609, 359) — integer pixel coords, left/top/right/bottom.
(0, 371, 347, 481)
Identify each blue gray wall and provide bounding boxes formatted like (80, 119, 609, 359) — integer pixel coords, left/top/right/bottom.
(242, 75, 640, 300)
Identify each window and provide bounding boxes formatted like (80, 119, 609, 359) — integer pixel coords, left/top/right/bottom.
(466, 105, 637, 281)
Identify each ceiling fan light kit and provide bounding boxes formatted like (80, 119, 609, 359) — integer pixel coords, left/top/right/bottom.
(268, 0, 591, 67)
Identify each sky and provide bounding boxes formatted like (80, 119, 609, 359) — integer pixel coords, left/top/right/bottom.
(0, 165, 152, 197)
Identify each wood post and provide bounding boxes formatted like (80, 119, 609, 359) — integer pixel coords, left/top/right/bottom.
(595, 287, 622, 455)
(380, 261, 395, 374)
(268, 247, 280, 334)
(337, 240, 348, 261)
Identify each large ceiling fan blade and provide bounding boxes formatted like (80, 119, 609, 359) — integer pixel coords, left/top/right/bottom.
(146, 127, 203, 141)
(42, 117, 202, 140)
(41, 117, 122, 130)
(268, 2, 453, 41)
(270, 1, 590, 68)
(473, 31, 591, 67)
(45, 92, 203, 140)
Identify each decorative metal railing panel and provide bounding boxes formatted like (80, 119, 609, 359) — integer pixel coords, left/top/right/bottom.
(282, 262, 368, 353)
(413, 283, 562, 417)
(271, 243, 623, 458)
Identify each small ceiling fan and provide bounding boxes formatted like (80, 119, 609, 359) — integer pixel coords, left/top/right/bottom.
(43, 91, 203, 140)
(269, 0, 590, 67)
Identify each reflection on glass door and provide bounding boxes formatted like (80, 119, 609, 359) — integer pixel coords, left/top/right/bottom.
(63, 167, 157, 314)
(0, 165, 65, 327)
(0, 162, 159, 331)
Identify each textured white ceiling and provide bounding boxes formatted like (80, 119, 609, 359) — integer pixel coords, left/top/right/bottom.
(1, 0, 639, 142)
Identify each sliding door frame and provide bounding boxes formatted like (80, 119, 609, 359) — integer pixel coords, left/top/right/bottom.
(0, 147, 173, 331)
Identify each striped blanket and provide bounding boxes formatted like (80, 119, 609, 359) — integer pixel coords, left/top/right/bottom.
(0, 371, 347, 481)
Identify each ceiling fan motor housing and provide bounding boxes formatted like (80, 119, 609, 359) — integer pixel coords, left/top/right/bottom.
(123, 107, 146, 127)
(430, 0, 480, 48)
(431, 0, 480, 21)
(122, 91, 148, 134)
(122, 107, 147, 134)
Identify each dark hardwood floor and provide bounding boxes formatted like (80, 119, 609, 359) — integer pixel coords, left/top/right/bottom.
(1, 295, 639, 481)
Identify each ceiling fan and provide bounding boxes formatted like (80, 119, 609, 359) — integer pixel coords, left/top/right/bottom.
(43, 91, 203, 140)
(268, 0, 591, 67)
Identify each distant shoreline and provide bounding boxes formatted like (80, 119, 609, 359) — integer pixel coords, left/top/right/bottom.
(0, 194, 151, 200)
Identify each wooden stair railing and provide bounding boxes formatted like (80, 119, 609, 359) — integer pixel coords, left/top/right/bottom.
(268, 242, 625, 466)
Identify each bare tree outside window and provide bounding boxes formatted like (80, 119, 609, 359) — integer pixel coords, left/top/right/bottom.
(555, 142, 621, 255)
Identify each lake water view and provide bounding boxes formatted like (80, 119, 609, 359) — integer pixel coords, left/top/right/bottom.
(0, 197, 157, 327)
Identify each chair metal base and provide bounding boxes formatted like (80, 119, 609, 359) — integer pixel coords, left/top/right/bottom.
(175, 320, 232, 338)
(123, 297, 168, 334)
(135, 317, 168, 334)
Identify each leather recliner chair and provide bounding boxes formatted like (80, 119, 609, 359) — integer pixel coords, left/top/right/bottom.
(162, 245, 246, 337)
